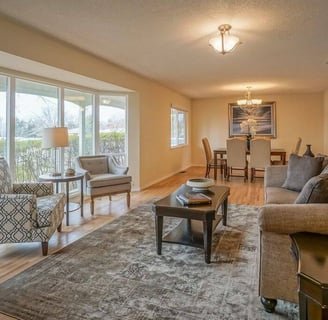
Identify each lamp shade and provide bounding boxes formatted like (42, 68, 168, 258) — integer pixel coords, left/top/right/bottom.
(209, 34, 240, 53)
(209, 24, 240, 54)
(42, 127, 69, 149)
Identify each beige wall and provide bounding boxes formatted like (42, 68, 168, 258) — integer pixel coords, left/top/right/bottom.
(0, 15, 191, 190)
(324, 90, 328, 154)
(1, 15, 327, 191)
(191, 93, 324, 165)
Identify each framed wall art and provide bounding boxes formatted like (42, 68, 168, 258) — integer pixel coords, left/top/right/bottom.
(228, 101, 276, 138)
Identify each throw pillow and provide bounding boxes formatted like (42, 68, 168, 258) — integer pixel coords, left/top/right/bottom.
(321, 164, 328, 175)
(282, 154, 324, 192)
(316, 153, 328, 171)
(295, 174, 328, 203)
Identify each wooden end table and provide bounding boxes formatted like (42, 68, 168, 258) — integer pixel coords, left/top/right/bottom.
(291, 232, 328, 320)
(39, 173, 84, 226)
(152, 185, 230, 264)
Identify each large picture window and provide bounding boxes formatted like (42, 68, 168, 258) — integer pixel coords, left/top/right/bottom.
(0, 75, 8, 158)
(171, 107, 187, 147)
(99, 95, 127, 165)
(1, 73, 128, 184)
(15, 79, 59, 181)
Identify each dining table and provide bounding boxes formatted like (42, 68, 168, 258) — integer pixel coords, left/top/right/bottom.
(213, 148, 287, 180)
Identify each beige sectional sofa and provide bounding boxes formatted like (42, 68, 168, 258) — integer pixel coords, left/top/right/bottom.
(258, 156, 328, 313)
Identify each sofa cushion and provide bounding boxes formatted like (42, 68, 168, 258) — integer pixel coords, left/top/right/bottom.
(282, 154, 324, 192)
(265, 186, 299, 204)
(295, 174, 328, 204)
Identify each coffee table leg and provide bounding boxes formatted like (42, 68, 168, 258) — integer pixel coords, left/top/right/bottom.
(203, 220, 213, 264)
(155, 215, 163, 255)
(222, 197, 228, 226)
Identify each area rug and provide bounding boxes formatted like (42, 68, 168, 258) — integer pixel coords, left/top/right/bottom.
(0, 203, 298, 320)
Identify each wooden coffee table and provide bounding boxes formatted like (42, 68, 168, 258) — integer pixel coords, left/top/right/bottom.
(153, 184, 230, 264)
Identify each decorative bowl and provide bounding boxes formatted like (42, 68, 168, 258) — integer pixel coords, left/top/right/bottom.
(186, 178, 214, 191)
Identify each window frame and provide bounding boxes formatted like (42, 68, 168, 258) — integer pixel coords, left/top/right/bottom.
(0, 71, 129, 183)
(170, 106, 188, 148)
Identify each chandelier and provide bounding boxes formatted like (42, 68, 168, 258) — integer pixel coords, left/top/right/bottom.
(209, 24, 240, 55)
(237, 87, 262, 114)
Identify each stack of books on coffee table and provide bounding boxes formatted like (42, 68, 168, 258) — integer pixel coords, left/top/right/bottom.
(176, 192, 212, 206)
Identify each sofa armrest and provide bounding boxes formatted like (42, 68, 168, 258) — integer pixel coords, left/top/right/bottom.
(258, 204, 328, 235)
(13, 183, 53, 196)
(264, 165, 288, 188)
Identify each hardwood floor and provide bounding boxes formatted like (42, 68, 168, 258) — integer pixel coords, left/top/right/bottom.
(0, 166, 264, 320)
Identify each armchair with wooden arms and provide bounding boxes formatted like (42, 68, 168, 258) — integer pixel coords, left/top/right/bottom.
(0, 157, 65, 255)
(74, 155, 132, 215)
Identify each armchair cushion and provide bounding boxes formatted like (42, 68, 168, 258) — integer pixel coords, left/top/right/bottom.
(87, 174, 132, 188)
(282, 154, 323, 192)
(295, 174, 328, 204)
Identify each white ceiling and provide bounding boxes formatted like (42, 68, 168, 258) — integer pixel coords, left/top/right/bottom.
(0, 0, 328, 98)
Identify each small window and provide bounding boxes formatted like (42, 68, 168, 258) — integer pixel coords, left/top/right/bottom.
(171, 107, 187, 147)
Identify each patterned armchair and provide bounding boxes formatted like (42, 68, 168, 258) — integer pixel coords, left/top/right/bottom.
(0, 157, 65, 255)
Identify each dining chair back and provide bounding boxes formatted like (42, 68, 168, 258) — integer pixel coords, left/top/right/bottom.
(202, 137, 226, 179)
(249, 138, 271, 182)
(292, 137, 302, 155)
(226, 138, 248, 181)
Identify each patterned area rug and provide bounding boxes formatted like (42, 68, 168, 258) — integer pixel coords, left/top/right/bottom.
(0, 203, 298, 320)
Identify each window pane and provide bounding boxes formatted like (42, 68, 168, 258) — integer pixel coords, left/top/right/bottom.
(15, 79, 58, 182)
(64, 89, 94, 165)
(99, 95, 127, 165)
(0, 75, 8, 157)
(171, 107, 187, 147)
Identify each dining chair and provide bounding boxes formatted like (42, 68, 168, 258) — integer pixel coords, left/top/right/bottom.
(201, 137, 226, 179)
(249, 138, 271, 182)
(226, 138, 248, 181)
(292, 137, 302, 155)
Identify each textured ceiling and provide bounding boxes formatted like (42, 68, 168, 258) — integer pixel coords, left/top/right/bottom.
(0, 0, 328, 98)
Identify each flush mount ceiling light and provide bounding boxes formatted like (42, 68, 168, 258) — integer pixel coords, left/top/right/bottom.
(237, 86, 262, 114)
(209, 24, 240, 54)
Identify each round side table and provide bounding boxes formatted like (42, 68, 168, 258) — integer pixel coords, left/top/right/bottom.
(39, 173, 84, 226)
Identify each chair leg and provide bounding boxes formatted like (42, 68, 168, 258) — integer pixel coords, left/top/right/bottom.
(57, 223, 62, 232)
(226, 166, 230, 181)
(205, 165, 210, 178)
(127, 192, 130, 208)
(251, 168, 255, 182)
(90, 197, 95, 215)
(42, 241, 48, 256)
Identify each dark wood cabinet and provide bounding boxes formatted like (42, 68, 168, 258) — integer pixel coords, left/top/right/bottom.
(291, 232, 328, 320)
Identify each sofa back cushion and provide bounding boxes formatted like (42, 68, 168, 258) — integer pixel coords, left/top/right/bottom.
(282, 154, 323, 192)
(295, 174, 328, 203)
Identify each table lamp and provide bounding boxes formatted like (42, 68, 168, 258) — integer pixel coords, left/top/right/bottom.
(42, 127, 69, 176)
